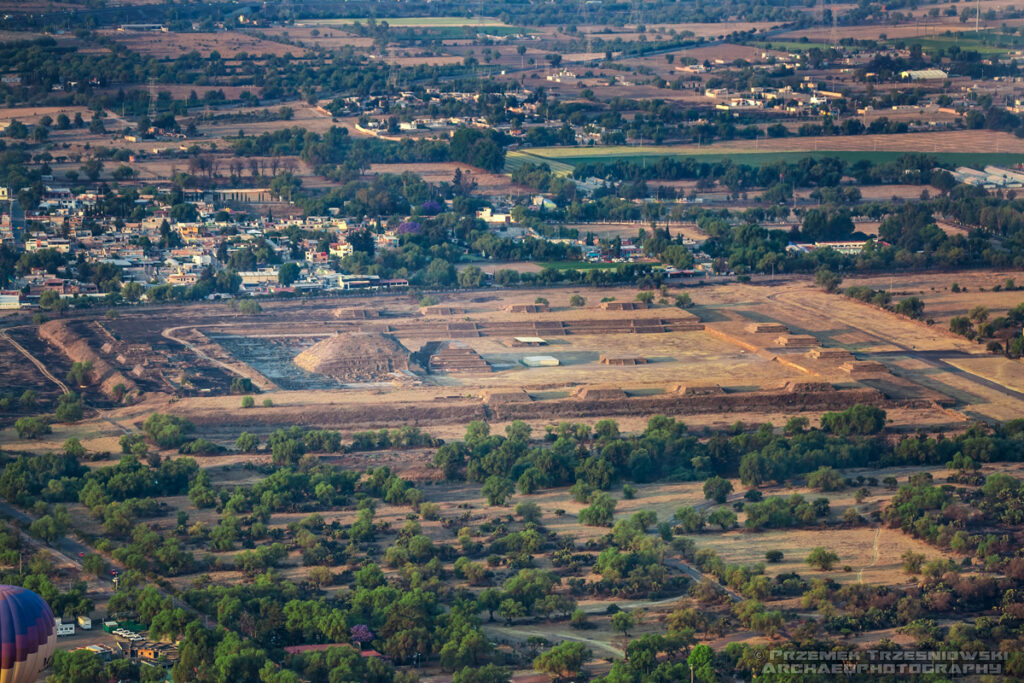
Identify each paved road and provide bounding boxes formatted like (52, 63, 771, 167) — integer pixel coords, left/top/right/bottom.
(0, 500, 89, 570)
(0, 499, 208, 624)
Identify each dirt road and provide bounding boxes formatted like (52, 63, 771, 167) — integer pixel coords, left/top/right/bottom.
(0, 327, 69, 394)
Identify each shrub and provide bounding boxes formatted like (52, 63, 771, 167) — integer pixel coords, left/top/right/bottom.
(241, 396, 255, 409)
(229, 377, 256, 394)
(570, 609, 591, 629)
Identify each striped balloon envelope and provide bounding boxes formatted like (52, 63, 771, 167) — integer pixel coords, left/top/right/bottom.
(0, 586, 56, 683)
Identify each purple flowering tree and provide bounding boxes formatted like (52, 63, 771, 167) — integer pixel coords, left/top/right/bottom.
(420, 200, 442, 215)
(350, 624, 374, 647)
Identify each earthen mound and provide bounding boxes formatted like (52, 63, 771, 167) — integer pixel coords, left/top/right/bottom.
(294, 332, 410, 382)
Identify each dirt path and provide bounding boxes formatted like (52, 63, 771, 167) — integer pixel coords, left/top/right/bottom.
(764, 286, 1024, 408)
(486, 625, 625, 658)
(858, 527, 881, 584)
(162, 324, 278, 391)
(0, 327, 69, 394)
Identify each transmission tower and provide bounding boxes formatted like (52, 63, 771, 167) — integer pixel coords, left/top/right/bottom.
(828, 0, 837, 54)
(147, 77, 157, 127)
(579, 0, 592, 59)
(630, 0, 643, 28)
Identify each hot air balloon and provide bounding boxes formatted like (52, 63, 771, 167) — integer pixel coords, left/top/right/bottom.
(0, 585, 56, 683)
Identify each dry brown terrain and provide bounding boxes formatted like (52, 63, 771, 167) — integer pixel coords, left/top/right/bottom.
(4, 276, 1015, 455)
(367, 162, 533, 195)
(252, 26, 374, 49)
(574, 22, 779, 39)
(98, 30, 309, 59)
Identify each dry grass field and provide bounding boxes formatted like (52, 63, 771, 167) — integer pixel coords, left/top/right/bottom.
(98, 30, 309, 59)
(685, 527, 946, 585)
(775, 22, 986, 42)
(0, 105, 96, 127)
(367, 162, 532, 195)
(671, 43, 791, 63)
(252, 26, 375, 49)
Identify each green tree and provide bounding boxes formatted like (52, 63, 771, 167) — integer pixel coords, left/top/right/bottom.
(458, 265, 484, 288)
(703, 476, 733, 504)
(424, 259, 456, 287)
(707, 508, 737, 530)
(807, 466, 845, 491)
(63, 438, 86, 458)
(38, 289, 66, 313)
(18, 390, 37, 409)
(687, 644, 715, 683)
(236, 432, 258, 452)
(54, 392, 84, 422)
(66, 361, 94, 387)
(534, 641, 591, 680)
(611, 611, 634, 637)
(50, 649, 106, 683)
(806, 546, 839, 571)
(278, 262, 300, 286)
(121, 281, 143, 302)
(498, 599, 525, 625)
(452, 664, 511, 683)
(515, 500, 543, 524)
(894, 297, 925, 319)
(15, 416, 50, 439)
(482, 476, 513, 506)
(236, 299, 261, 315)
(901, 550, 925, 574)
(579, 492, 616, 526)
(82, 553, 105, 577)
(814, 268, 843, 293)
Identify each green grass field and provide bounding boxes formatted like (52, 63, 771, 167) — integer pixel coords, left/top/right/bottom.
(505, 151, 576, 175)
(508, 147, 1024, 170)
(895, 29, 1024, 58)
(299, 17, 510, 27)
